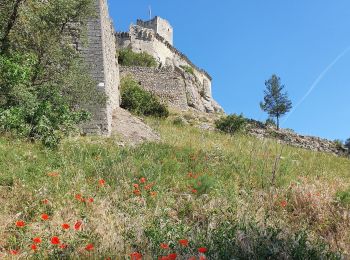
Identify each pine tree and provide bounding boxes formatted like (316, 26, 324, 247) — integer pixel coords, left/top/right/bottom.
(260, 74, 292, 130)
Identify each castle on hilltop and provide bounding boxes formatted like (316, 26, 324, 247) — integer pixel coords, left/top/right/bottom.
(116, 17, 223, 114)
(80, 0, 222, 136)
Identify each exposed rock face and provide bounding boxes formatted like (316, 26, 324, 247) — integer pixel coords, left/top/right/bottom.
(247, 120, 348, 156)
(112, 108, 160, 145)
(120, 66, 223, 113)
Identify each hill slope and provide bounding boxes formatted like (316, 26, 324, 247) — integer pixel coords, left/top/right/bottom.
(0, 118, 349, 259)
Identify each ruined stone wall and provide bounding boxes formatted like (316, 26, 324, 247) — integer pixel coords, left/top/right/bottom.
(120, 66, 223, 113)
(80, 0, 119, 135)
(136, 17, 173, 45)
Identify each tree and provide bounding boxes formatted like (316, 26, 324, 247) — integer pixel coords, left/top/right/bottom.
(345, 138, 350, 151)
(260, 74, 292, 130)
(0, 0, 102, 147)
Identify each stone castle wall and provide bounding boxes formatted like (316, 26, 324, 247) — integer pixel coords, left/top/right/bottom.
(116, 20, 223, 113)
(120, 66, 223, 113)
(80, 0, 119, 135)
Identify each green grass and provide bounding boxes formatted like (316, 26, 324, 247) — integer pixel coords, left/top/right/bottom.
(0, 119, 349, 259)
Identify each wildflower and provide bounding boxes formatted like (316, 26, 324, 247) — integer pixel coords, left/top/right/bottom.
(160, 243, 169, 249)
(9, 250, 19, 255)
(51, 236, 60, 245)
(191, 189, 198, 194)
(98, 179, 106, 187)
(15, 220, 25, 228)
(133, 190, 141, 196)
(41, 213, 49, 221)
(47, 172, 59, 177)
(59, 244, 68, 249)
(130, 252, 142, 260)
(139, 177, 146, 184)
(280, 200, 287, 208)
(199, 256, 207, 260)
(168, 253, 177, 260)
(179, 239, 189, 247)
(75, 194, 84, 202)
(33, 237, 42, 244)
(198, 247, 208, 253)
(30, 244, 38, 251)
(62, 223, 70, 230)
(42, 199, 49, 204)
(188, 257, 196, 260)
(74, 220, 82, 230)
(133, 183, 139, 189)
(88, 197, 94, 203)
(188, 172, 193, 178)
(85, 243, 94, 251)
(150, 191, 158, 197)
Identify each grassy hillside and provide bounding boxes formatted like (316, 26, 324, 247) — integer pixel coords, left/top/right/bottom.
(0, 118, 349, 259)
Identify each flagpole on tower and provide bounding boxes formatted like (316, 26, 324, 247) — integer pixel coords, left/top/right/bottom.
(149, 5, 152, 19)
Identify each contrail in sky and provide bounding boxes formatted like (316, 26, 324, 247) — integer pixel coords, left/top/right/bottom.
(283, 46, 350, 122)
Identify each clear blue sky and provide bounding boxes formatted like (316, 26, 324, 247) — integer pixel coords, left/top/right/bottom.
(108, 1, 350, 141)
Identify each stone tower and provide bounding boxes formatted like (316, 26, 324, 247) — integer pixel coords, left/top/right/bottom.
(80, 0, 120, 135)
(137, 16, 173, 45)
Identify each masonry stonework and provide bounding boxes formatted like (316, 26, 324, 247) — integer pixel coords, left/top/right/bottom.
(80, 0, 119, 135)
(120, 66, 223, 113)
(117, 17, 223, 114)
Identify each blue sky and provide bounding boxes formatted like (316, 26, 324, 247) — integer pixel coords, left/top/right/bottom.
(109, 1, 350, 141)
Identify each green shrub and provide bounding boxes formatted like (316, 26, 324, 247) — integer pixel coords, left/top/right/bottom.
(180, 65, 194, 75)
(215, 114, 247, 134)
(334, 139, 344, 149)
(336, 188, 350, 207)
(265, 118, 276, 127)
(118, 48, 157, 67)
(120, 76, 169, 118)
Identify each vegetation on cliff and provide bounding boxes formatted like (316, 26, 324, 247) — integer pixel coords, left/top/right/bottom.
(0, 116, 349, 258)
(120, 76, 169, 118)
(118, 48, 157, 68)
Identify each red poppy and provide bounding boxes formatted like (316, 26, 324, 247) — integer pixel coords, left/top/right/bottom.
(199, 256, 207, 260)
(168, 253, 177, 260)
(85, 243, 94, 251)
(33, 237, 42, 244)
(42, 199, 49, 204)
(133, 189, 141, 196)
(41, 214, 49, 221)
(160, 243, 169, 249)
(75, 194, 84, 202)
(59, 244, 68, 249)
(280, 200, 287, 208)
(159, 257, 168, 260)
(62, 223, 70, 230)
(98, 179, 106, 187)
(130, 252, 142, 260)
(139, 177, 146, 184)
(88, 197, 94, 203)
(15, 220, 25, 228)
(9, 250, 19, 255)
(133, 183, 139, 189)
(74, 220, 82, 230)
(30, 244, 38, 251)
(188, 257, 196, 260)
(198, 247, 208, 253)
(191, 189, 198, 194)
(51, 236, 60, 245)
(179, 239, 189, 247)
(47, 171, 59, 177)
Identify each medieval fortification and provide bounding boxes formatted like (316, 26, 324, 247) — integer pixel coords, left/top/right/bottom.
(79, 0, 346, 156)
(80, 0, 222, 135)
